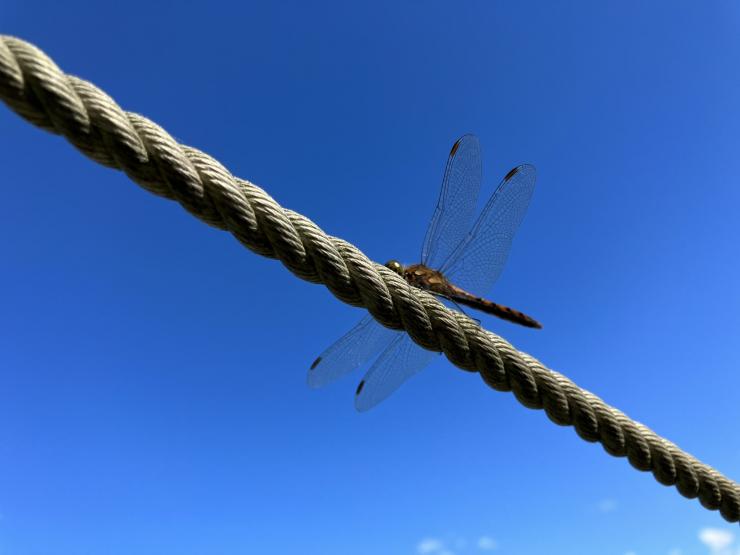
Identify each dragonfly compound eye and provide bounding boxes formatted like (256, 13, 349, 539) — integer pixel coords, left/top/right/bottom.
(384, 260, 404, 275)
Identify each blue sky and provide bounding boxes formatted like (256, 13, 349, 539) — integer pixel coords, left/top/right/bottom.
(1, 1, 739, 554)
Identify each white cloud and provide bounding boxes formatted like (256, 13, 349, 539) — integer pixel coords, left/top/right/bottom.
(668, 548, 682, 555)
(418, 538, 445, 554)
(699, 528, 735, 553)
(598, 498, 618, 512)
(417, 533, 499, 554)
(477, 536, 498, 551)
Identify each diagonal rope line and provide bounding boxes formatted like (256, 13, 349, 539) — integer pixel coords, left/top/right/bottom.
(1, 34, 737, 524)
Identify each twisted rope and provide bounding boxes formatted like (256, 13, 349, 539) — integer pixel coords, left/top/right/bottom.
(1, 34, 737, 525)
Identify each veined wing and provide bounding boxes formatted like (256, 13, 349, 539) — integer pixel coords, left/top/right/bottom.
(308, 314, 399, 388)
(421, 135, 482, 270)
(354, 334, 437, 412)
(440, 164, 536, 298)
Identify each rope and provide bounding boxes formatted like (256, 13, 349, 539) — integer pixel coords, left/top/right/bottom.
(1, 34, 738, 525)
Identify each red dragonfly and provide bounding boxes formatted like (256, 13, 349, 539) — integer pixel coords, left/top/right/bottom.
(309, 135, 539, 410)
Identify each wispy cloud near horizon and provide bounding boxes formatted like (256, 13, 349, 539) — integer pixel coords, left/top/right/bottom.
(598, 498, 618, 512)
(417, 534, 501, 555)
(418, 538, 445, 554)
(477, 536, 498, 551)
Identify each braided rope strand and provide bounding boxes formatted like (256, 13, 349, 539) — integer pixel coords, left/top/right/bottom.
(1, 35, 737, 524)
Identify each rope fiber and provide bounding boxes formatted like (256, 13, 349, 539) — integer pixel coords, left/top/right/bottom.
(1, 34, 738, 525)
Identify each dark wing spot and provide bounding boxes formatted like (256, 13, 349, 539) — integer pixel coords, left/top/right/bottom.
(504, 167, 519, 181)
(449, 140, 461, 157)
(310, 356, 322, 370)
(355, 380, 365, 396)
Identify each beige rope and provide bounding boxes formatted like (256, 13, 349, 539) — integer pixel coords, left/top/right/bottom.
(1, 34, 737, 525)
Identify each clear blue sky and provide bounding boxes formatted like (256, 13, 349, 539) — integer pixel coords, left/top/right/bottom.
(1, 2, 739, 554)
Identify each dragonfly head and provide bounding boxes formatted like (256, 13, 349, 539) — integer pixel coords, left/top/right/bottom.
(384, 259, 405, 275)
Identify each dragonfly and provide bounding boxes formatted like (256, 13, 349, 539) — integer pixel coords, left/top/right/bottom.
(308, 134, 540, 411)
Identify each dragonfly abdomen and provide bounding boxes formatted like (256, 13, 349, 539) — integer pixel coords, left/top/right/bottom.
(451, 292, 542, 329)
(399, 263, 542, 329)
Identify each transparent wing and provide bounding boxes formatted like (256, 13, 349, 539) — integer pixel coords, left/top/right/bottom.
(421, 135, 483, 270)
(440, 164, 536, 297)
(354, 334, 437, 412)
(308, 314, 399, 388)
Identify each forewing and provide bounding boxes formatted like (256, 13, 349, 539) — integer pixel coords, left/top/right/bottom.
(421, 135, 483, 270)
(354, 335, 437, 412)
(308, 314, 399, 388)
(440, 164, 536, 297)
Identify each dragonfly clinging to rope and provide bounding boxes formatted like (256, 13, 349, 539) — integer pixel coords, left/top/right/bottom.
(309, 135, 540, 411)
